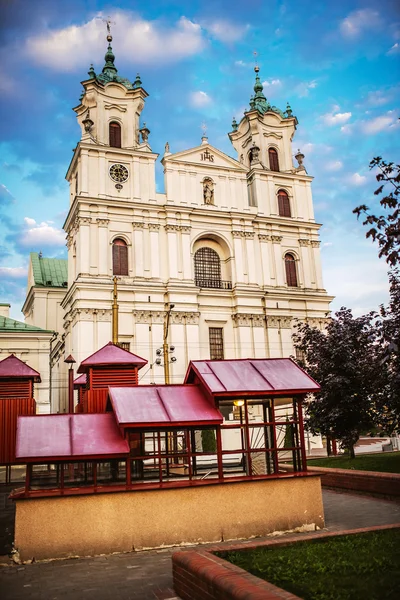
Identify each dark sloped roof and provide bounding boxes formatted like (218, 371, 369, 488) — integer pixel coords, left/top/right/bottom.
(30, 252, 68, 288)
(0, 354, 41, 381)
(184, 358, 320, 397)
(77, 342, 147, 373)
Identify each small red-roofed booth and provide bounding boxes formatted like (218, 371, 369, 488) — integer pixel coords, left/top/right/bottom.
(11, 358, 325, 560)
(73, 374, 86, 413)
(77, 342, 147, 413)
(0, 355, 40, 474)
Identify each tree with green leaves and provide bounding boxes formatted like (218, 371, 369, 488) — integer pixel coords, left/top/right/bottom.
(353, 157, 400, 266)
(353, 156, 400, 434)
(293, 309, 382, 458)
(375, 269, 400, 434)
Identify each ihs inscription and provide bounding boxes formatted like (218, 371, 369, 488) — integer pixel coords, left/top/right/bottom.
(200, 148, 214, 162)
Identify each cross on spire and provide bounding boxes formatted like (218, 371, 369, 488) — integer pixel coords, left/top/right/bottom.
(201, 122, 208, 145)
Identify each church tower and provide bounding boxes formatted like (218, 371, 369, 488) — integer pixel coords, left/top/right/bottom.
(62, 30, 160, 370)
(54, 39, 333, 411)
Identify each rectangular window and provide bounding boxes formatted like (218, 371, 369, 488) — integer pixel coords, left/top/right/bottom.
(117, 342, 130, 351)
(209, 327, 224, 360)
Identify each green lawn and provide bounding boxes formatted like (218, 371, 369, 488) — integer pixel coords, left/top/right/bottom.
(218, 529, 400, 600)
(306, 452, 400, 473)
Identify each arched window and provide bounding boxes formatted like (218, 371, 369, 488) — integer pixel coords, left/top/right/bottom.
(285, 253, 298, 287)
(113, 238, 128, 276)
(109, 122, 121, 148)
(194, 247, 222, 288)
(268, 148, 279, 172)
(278, 190, 291, 217)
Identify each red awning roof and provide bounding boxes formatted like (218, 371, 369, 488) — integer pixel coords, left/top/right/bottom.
(74, 373, 86, 388)
(109, 385, 223, 428)
(77, 342, 147, 373)
(0, 354, 41, 382)
(184, 358, 320, 397)
(16, 413, 129, 461)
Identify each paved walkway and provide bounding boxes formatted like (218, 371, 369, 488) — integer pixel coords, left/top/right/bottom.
(1, 490, 400, 600)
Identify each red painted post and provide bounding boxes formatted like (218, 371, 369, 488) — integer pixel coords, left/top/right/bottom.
(269, 399, 279, 474)
(297, 397, 308, 472)
(25, 463, 31, 494)
(216, 428, 224, 480)
(243, 400, 253, 476)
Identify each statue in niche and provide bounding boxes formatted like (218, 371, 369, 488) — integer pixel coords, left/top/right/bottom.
(250, 143, 260, 164)
(203, 178, 214, 205)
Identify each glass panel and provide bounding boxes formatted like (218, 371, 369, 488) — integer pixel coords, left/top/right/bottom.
(96, 461, 126, 486)
(30, 464, 60, 490)
(63, 462, 95, 488)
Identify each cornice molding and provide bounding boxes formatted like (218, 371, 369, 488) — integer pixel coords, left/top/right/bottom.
(267, 315, 292, 328)
(232, 313, 265, 327)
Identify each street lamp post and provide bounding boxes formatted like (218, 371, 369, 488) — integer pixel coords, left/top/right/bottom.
(64, 354, 76, 414)
(163, 303, 175, 384)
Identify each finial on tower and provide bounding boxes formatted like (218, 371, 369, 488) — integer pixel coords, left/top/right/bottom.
(103, 16, 115, 42)
(201, 122, 208, 144)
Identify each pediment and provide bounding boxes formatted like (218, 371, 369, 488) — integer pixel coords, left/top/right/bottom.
(162, 144, 247, 172)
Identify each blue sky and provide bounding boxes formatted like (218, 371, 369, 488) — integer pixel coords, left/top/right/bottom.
(0, 0, 399, 320)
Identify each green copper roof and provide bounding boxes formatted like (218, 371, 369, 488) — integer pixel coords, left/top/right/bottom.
(92, 39, 138, 91)
(0, 315, 52, 333)
(30, 253, 68, 288)
(247, 67, 292, 120)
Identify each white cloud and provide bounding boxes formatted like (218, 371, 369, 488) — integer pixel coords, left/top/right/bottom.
(340, 124, 353, 135)
(348, 173, 367, 186)
(340, 9, 381, 39)
(387, 42, 399, 55)
(0, 266, 28, 279)
(26, 13, 204, 71)
(322, 109, 352, 126)
(20, 218, 65, 247)
(360, 112, 399, 134)
(295, 80, 317, 98)
(204, 20, 249, 43)
(262, 79, 282, 89)
(190, 91, 212, 108)
(325, 161, 343, 172)
(364, 90, 392, 107)
(322, 242, 333, 247)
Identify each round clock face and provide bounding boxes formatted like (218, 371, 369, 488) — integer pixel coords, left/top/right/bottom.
(109, 163, 129, 183)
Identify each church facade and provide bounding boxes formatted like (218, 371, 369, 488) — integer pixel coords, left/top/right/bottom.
(28, 35, 333, 413)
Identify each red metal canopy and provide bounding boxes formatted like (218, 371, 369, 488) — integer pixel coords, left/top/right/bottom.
(109, 385, 223, 428)
(77, 342, 147, 374)
(0, 354, 41, 382)
(15, 413, 129, 461)
(184, 358, 320, 397)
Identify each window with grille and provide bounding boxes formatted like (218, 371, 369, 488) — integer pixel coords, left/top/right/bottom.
(116, 342, 130, 351)
(113, 238, 128, 276)
(295, 347, 306, 363)
(109, 122, 121, 148)
(285, 253, 298, 287)
(278, 190, 291, 217)
(194, 247, 221, 287)
(209, 327, 224, 360)
(268, 148, 280, 172)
